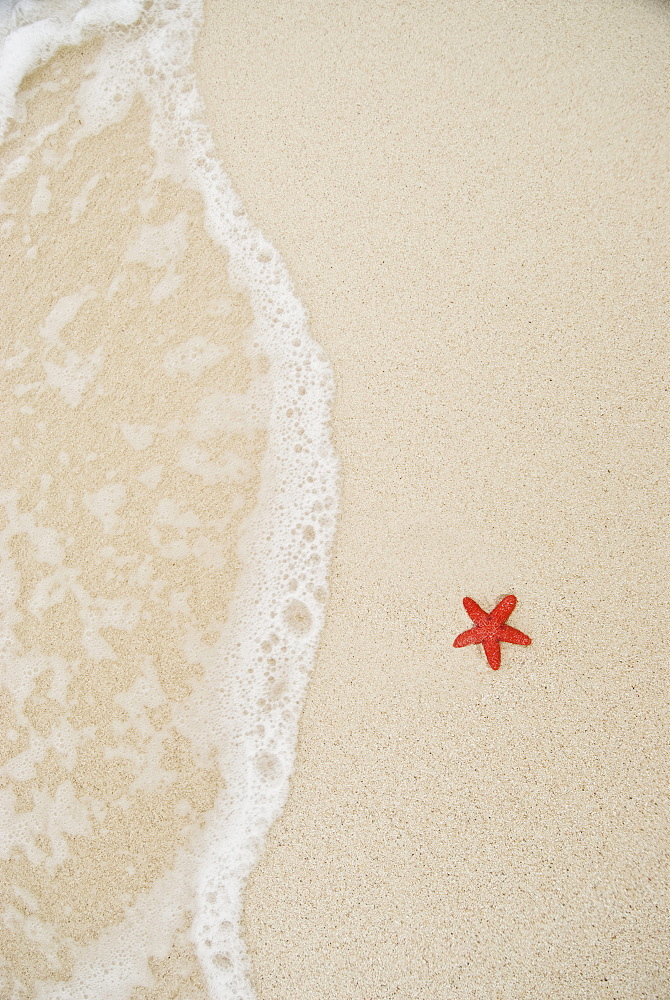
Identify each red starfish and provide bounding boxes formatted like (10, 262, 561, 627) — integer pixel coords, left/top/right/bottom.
(453, 595, 531, 670)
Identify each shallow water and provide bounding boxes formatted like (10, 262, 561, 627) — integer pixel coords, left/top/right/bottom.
(0, 3, 337, 997)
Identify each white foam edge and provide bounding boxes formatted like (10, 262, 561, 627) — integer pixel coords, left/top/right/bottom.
(0, 2, 339, 998)
(0, 0, 144, 142)
(152, 72, 340, 1000)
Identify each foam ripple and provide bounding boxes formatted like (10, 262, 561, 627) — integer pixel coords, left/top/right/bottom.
(0, 2, 338, 997)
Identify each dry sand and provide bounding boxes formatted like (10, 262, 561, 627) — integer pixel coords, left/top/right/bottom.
(196, 1, 670, 997)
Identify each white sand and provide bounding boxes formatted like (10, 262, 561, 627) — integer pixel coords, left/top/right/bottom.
(196, 1, 670, 996)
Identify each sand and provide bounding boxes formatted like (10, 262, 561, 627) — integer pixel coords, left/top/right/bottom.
(195, 1, 670, 997)
(1, 43, 265, 994)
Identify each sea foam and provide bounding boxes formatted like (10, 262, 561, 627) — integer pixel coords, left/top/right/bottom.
(0, 1, 338, 997)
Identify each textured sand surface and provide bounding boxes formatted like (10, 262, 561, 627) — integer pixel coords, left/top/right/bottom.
(197, 1, 670, 997)
(0, 43, 265, 994)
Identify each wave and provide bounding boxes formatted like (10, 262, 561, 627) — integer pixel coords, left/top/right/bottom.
(0, 2, 338, 997)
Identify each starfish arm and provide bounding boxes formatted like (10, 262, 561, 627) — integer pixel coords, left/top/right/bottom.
(453, 626, 486, 648)
(462, 596, 488, 625)
(489, 594, 517, 625)
(482, 637, 501, 670)
(498, 624, 531, 646)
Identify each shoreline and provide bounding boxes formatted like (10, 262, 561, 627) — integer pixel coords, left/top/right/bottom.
(0, 8, 337, 994)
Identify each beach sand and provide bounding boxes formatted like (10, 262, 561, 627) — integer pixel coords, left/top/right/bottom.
(196, 1, 670, 996)
(1, 41, 267, 994)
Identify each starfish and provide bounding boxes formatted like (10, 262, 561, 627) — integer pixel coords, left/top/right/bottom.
(453, 595, 531, 670)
